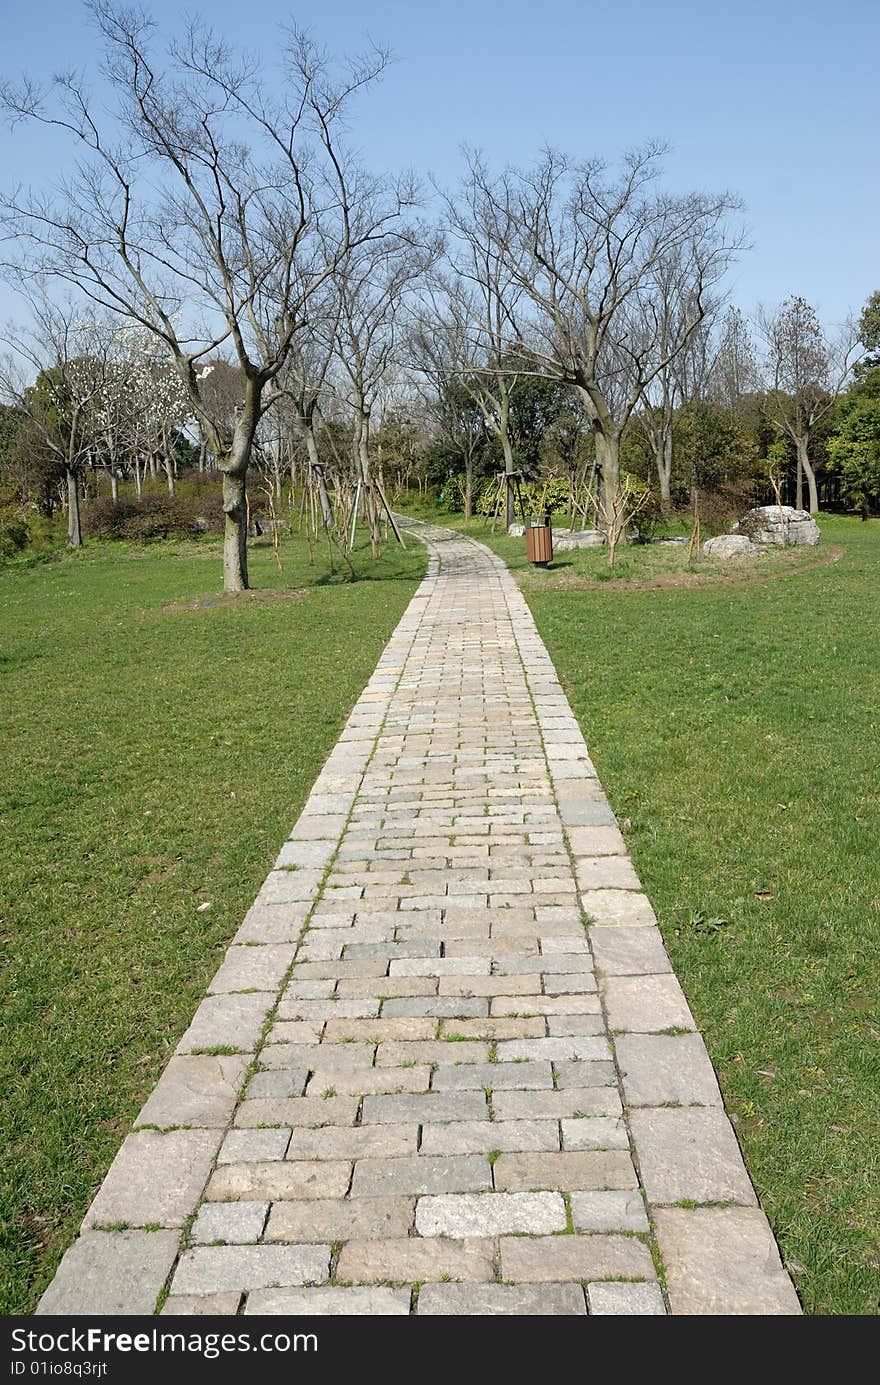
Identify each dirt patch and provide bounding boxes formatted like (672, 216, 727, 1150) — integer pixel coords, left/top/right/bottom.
(525, 546, 844, 594)
(164, 587, 309, 614)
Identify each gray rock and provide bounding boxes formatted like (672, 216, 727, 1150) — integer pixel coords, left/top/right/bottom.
(628, 1107, 757, 1205)
(733, 504, 820, 547)
(507, 523, 525, 537)
(703, 533, 757, 559)
(553, 529, 605, 551)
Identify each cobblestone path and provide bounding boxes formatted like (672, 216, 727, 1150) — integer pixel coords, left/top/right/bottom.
(39, 522, 800, 1316)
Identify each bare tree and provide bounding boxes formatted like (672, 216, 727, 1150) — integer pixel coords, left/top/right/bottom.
(331, 214, 438, 554)
(636, 252, 722, 508)
(408, 317, 486, 520)
(757, 296, 861, 513)
(0, 291, 115, 546)
(0, 3, 398, 590)
(708, 306, 759, 415)
(441, 164, 529, 528)
(463, 146, 743, 518)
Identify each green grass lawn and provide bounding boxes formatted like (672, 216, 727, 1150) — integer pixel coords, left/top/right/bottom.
(406, 503, 879, 1315)
(0, 530, 424, 1313)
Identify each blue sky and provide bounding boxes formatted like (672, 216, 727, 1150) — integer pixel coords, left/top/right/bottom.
(2, 0, 877, 329)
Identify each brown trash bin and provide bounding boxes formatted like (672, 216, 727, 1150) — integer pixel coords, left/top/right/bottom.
(525, 523, 553, 566)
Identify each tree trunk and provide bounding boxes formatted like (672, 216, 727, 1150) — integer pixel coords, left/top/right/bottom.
(657, 428, 673, 510)
(356, 408, 380, 557)
(501, 431, 516, 529)
(165, 462, 175, 496)
(66, 468, 82, 548)
(110, 471, 119, 502)
(464, 455, 473, 522)
(218, 378, 261, 591)
(595, 428, 621, 517)
(796, 437, 818, 514)
(304, 425, 333, 527)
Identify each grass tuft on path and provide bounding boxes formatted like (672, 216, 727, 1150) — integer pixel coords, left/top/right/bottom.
(0, 531, 424, 1312)
(406, 505, 880, 1316)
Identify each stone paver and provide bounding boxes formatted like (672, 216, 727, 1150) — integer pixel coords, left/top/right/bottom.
(38, 520, 798, 1317)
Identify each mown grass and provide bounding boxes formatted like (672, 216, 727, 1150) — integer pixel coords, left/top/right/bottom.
(0, 530, 424, 1312)
(407, 503, 878, 1315)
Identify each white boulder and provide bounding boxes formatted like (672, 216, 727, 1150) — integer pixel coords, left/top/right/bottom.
(703, 533, 758, 559)
(733, 505, 820, 547)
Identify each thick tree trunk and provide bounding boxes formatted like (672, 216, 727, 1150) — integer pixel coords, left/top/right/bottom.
(66, 468, 82, 548)
(110, 471, 119, 502)
(165, 462, 175, 496)
(657, 428, 673, 510)
(218, 379, 261, 591)
(595, 428, 621, 517)
(221, 468, 248, 591)
(796, 436, 818, 514)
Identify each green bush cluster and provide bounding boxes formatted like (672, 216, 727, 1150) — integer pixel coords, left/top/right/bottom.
(84, 491, 225, 542)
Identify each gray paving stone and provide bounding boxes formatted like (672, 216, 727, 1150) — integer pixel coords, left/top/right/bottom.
(570, 1190, 650, 1232)
(432, 1060, 552, 1091)
(218, 1129, 290, 1164)
(420, 1119, 559, 1155)
(561, 1116, 630, 1150)
(581, 889, 657, 926)
(134, 1054, 249, 1129)
(285, 1125, 419, 1160)
(37, 1231, 180, 1315)
(176, 992, 275, 1054)
(601, 974, 695, 1033)
(495, 1037, 610, 1062)
(235, 1096, 359, 1128)
(206, 1160, 351, 1201)
(415, 1191, 566, 1236)
(191, 1201, 268, 1244)
(501, 1234, 655, 1283)
(208, 944, 296, 994)
(418, 1283, 586, 1315)
(494, 1150, 638, 1192)
(265, 1198, 414, 1243)
(628, 1108, 757, 1205)
(244, 1069, 308, 1099)
(337, 1237, 494, 1284)
(351, 1154, 491, 1196)
(161, 1293, 242, 1315)
(588, 1282, 666, 1315)
(493, 1087, 622, 1121)
(84, 1130, 222, 1228)
(589, 924, 672, 976)
(172, 1244, 329, 1294)
(381, 996, 488, 1018)
(615, 1032, 724, 1107)
(246, 1287, 411, 1315)
(362, 1092, 488, 1124)
(653, 1208, 801, 1314)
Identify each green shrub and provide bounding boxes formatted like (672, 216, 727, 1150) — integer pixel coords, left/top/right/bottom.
(0, 509, 30, 558)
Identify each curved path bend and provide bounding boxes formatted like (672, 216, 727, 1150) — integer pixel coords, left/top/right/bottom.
(39, 521, 800, 1317)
